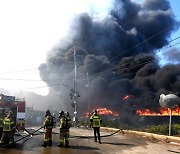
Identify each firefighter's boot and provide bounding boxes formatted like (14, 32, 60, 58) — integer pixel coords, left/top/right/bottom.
(58, 144, 63, 147)
(49, 140, 52, 146)
(42, 142, 47, 147)
(65, 140, 69, 148)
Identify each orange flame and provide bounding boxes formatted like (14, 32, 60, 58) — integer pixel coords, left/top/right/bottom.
(85, 107, 119, 118)
(97, 108, 119, 116)
(136, 107, 180, 116)
(123, 95, 134, 101)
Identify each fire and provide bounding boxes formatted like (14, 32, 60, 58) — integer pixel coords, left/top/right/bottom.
(98, 108, 113, 115)
(123, 95, 134, 101)
(97, 108, 119, 116)
(85, 107, 119, 118)
(136, 107, 180, 116)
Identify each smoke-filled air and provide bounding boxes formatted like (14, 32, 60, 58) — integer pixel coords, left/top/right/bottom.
(23, 0, 180, 117)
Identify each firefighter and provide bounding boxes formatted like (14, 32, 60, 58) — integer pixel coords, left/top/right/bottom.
(90, 110, 102, 144)
(0, 108, 6, 139)
(58, 111, 69, 147)
(42, 110, 53, 147)
(0, 111, 15, 146)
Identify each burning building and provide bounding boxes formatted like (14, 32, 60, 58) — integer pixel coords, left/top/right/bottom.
(35, 0, 180, 123)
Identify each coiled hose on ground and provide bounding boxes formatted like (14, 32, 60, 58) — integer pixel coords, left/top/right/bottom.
(0, 127, 124, 148)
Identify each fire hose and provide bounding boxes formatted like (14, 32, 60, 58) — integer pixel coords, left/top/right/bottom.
(0, 126, 44, 148)
(81, 128, 124, 138)
(70, 129, 124, 139)
(30, 127, 124, 138)
(0, 127, 124, 148)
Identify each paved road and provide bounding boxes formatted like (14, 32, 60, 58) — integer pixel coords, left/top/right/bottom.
(0, 127, 180, 154)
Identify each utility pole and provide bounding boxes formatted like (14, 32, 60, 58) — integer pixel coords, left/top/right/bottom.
(169, 108, 172, 136)
(73, 46, 77, 122)
(69, 46, 81, 122)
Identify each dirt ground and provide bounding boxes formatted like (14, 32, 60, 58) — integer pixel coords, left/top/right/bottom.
(0, 127, 180, 154)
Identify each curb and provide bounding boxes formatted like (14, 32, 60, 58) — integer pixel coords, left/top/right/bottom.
(100, 127, 180, 143)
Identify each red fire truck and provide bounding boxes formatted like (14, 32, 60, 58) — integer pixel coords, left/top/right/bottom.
(0, 94, 25, 132)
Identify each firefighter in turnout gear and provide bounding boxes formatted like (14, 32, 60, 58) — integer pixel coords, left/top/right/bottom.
(0, 108, 6, 139)
(0, 111, 15, 146)
(58, 111, 69, 147)
(42, 110, 53, 146)
(90, 110, 102, 144)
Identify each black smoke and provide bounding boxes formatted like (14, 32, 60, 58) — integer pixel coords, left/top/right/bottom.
(38, 0, 179, 117)
(118, 54, 180, 112)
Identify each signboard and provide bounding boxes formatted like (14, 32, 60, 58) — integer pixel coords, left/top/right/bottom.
(0, 94, 15, 102)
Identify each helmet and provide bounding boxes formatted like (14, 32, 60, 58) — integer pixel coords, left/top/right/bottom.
(65, 111, 69, 116)
(93, 110, 97, 114)
(46, 110, 51, 115)
(59, 110, 64, 115)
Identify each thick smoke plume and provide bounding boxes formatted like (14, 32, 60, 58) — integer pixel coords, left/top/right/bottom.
(38, 0, 179, 116)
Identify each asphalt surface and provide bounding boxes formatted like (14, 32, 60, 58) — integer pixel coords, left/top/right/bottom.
(0, 127, 180, 154)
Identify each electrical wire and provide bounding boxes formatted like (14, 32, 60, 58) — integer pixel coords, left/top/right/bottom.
(88, 25, 176, 74)
(0, 1, 177, 82)
(78, 47, 180, 82)
(1, 42, 179, 93)
(0, 68, 38, 75)
(90, 37, 180, 77)
(7, 45, 179, 92)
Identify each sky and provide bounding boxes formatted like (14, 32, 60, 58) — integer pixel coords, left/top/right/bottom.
(156, 0, 180, 66)
(0, 0, 179, 96)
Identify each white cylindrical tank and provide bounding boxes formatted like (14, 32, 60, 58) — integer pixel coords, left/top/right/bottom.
(159, 94, 180, 109)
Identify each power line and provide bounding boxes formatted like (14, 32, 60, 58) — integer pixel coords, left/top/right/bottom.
(0, 77, 42, 82)
(85, 38, 180, 80)
(81, 0, 177, 74)
(100, 0, 124, 23)
(6, 48, 179, 93)
(9, 83, 69, 92)
(78, 47, 180, 82)
(0, 1, 177, 83)
(88, 24, 175, 74)
(0, 68, 38, 75)
(0, 37, 179, 83)
(0, 77, 71, 82)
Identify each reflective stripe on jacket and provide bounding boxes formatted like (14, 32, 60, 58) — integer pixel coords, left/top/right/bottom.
(90, 115, 101, 127)
(0, 114, 6, 128)
(59, 116, 67, 129)
(3, 117, 15, 131)
(44, 115, 53, 128)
